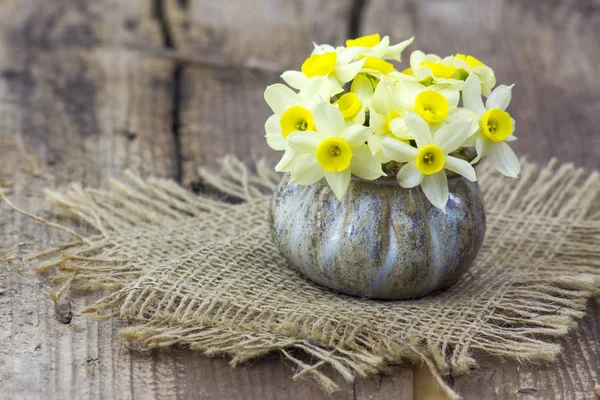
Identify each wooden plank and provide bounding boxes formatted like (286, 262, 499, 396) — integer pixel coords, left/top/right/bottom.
(0, 1, 192, 399)
(362, 1, 600, 398)
(165, 0, 356, 70)
(177, 66, 278, 186)
(0, 0, 163, 49)
(362, 0, 600, 170)
(452, 299, 600, 400)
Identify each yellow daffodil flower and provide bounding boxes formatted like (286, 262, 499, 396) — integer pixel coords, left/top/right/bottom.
(462, 74, 520, 177)
(341, 34, 414, 81)
(264, 79, 322, 172)
(382, 113, 477, 211)
(401, 50, 464, 88)
(281, 44, 366, 100)
(345, 34, 414, 62)
(394, 79, 477, 137)
(333, 74, 374, 125)
(286, 103, 384, 199)
(444, 54, 496, 96)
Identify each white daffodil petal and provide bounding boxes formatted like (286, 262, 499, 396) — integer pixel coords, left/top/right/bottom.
(472, 135, 489, 164)
(264, 84, 298, 114)
(397, 161, 423, 188)
(352, 108, 366, 125)
(319, 76, 344, 99)
(351, 74, 374, 102)
(472, 66, 496, 96)
(510, 118, 516, 135)
(445, 156, 477, 182)
(298, 77, 324, 104)
(433, 120, 472, 154)
(389, 117, 412, 140)
(371, 80, 395, 115)
(281, 70, 308, 90)
(367, 134, 394, 162)
(265, 113, 281, 134)
(313, 103, 346, 136)
(274, 148, 296, 172)
(291, 155, 324, 185)
(335, 59, 367, 84)
(383, 36, 414, 61)
(487, 141, 521, 177)
(404, 112, 433, 147)
(394, 79, 421, 109)
(371, 108, 389, 133)
(421, 172, 449, 212)
(287, 131, 323, 153)
(444, 108, 479, 134)
(341, 124, 372, 147)
(350, 145, 385, 180)
(462, 133, 478, 148)
(325, 169, 352, 200)
(463, 74, 486, 117)
(266, 131, 287, 151)
(505, 134, 517, 142)
(486, 84, 513, 111)
(409, 50, 426, 70)
(382, 136, 418, 162)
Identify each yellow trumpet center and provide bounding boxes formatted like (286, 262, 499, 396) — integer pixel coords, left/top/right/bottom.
(360, 56, 394, 74)
(420, 61, 456, 79)
(414, 90, 449, 124)
(279, 106, 315, 138)
(301, 52, 337, 78)
(455, 53, 486, 68)
(334, 93, 362, 119)
(346, 33, 381, 48)
(316, 137, 353, 172)
(481, 108, 513, 142)
(416, 144, 445, 175)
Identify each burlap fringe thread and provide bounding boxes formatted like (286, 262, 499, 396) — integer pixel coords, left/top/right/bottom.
(2, 156, 599, 399)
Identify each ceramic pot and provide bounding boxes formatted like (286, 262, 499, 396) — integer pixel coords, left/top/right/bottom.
(269, 172, 486, 300)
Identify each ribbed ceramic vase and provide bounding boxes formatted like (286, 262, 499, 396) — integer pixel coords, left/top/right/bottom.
(269, 172, 486, 300)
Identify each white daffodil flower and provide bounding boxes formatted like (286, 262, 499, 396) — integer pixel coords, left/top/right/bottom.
(401, 50, 464, 89)
(345, 34, 414, 62)
(287, 102, 384, 200)
(444, 54, 496, 96)
(462, 74, 520, 178)
(393, 79, 477, 137)
(382, 112, 476, 211)
(281, 44, 366, 100)
(333, 74, 374, 125)
(342, 34, 414, 81)
(367, 79, 409, 162)
(264, 79, 322, 172)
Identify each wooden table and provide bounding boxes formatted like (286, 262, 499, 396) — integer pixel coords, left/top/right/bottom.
(1, 0, 598, 398)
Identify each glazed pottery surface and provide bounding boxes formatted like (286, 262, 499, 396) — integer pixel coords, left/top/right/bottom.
(269, 174, 486, 300)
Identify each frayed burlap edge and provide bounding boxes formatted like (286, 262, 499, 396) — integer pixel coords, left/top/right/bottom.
(1, 155, 599, 399)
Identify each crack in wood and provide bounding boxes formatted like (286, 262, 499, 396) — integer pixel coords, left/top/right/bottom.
(349, 0, 369, 38)
(154, 0, 183, 183)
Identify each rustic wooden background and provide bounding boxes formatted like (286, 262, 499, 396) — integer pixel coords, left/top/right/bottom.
(0, 0, 598, 399)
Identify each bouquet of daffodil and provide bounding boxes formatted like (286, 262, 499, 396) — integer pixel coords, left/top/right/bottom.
(264, 34, 520, 211)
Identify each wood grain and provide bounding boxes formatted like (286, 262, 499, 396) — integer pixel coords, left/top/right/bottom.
(0, 1, 180, 399)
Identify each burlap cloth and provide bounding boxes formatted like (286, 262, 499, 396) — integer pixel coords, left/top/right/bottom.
(3, 156, 599, 398)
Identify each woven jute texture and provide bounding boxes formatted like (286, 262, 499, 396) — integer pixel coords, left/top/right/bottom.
(4, 156, 599, 398)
